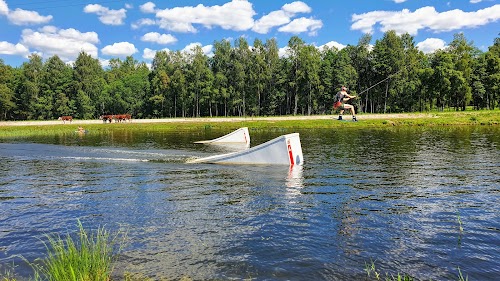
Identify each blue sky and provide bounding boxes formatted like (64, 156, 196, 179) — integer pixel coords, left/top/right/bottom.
(0, 0, 499, 67)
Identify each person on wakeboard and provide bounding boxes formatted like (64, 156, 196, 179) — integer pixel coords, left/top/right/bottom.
(333, 86, 357, 121)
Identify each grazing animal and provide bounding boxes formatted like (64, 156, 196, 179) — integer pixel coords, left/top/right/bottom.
(99, 115, 114, 123)
(114, 114, 132, 122)
(58, 116, 73, 124)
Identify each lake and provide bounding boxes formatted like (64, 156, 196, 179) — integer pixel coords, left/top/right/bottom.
(0, 126, 499, 280)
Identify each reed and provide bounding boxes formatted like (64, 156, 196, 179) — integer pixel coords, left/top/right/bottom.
(457, 213, 464, 233)
(364, 260, 414, 281)
(30, 220, 126, 281)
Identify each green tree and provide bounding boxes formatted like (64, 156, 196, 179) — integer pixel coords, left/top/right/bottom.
(371, 31, 405, 113)
(212, 39, 232, 116)
(448, 33, 475, 110)
(188, 45, 213, 117)
(484, 36, 500, 109)
(351, 34, 373, 113)
(287, 36, 306, 115)
(430, 50, 454, 111)
(41, 55, 74, 119)
(73, 51, 105, 119)
(300, 44, 322, 115)
(262, 38, 281, 115)
(0, 59, 16, 120)
(16, 54, 43, 119)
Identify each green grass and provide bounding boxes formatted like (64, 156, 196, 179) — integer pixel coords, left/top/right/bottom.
(0, 111, 498, 138)
(28, 220, 126, 281)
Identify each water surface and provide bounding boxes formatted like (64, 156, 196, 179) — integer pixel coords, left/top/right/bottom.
(0, 126, 499, 280)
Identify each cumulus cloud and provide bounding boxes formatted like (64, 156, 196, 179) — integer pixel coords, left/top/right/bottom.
(282, 1, 312, 14)
(84, 4, 127, 25)
(140, 2, 157, 13)
(279, 46, 290, 58)
(141, 32, 177, 45)
(1, 0, 53, 25)
(101, 42, 138, 57)
(416, 38, 447, 54)
(0, 0, 8, 15)
(143, 47, 170, 60)
(253, 1, 316, 34)
(319, 41, 346, 51)
(252, 11, 291, 34)
(21, 26, 99, 61)
(8, 8, 52, 25)
(182, 42, 214, 56)
(351, 5, 500, 35)
(131, 18, 156, 29)
(278, 17, 323, 35)
(155, 0, 255, 33)
(0, 41, 29, 55)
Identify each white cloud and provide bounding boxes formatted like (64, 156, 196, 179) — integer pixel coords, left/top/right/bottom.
(101, 42, 138, 57)
(21, 26, 99, 61)
(141, 32, 177, 45)
(470, 0, 482, 3)
(253, 10, 291, 34)
(7, 8, 52, 25)
(393, 0, 408, 3)
(131, 18, 156, 29)
(99, 58, 110, 68)
(1, 0, 53, 25)
(143, 48, 157, 60)
(252, 1, 314, 34)
(143, 47, 170, 60)
(282, 1, 312, 14)
(279, 46, 290, 58)
(182, 42, 213, 56)
(140, 2, 156, 13)
(0, 0, 8, 15)
(84, 4, 127, 25)
(416, 38, 447, 54)
(319, 41, 346, 51)
(0, 41, 29, 55)
(156, 0, 255, 33)
(352, 5, 500, 35)
(278, 17, 323, 35)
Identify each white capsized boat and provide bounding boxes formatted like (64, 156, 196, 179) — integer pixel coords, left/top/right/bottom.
(194, 127, 250, 147)
(188, 133, 303, 166)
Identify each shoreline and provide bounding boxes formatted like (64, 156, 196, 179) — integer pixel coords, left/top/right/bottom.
(0, 113, 438, 126)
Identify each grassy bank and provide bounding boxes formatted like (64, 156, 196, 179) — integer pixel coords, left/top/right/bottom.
(0, 111, 498, 138)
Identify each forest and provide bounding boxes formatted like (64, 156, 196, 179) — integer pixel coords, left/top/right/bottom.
(0, 31, 499, 121)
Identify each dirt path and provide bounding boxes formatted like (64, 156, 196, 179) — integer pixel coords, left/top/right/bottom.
(0, 113, 437, 126)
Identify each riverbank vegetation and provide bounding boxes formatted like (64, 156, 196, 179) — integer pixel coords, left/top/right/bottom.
(0, 32, 499, 121)
(2, 221, 126, 281)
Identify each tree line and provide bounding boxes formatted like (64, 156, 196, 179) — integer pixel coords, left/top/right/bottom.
(0, 31, 499, 121)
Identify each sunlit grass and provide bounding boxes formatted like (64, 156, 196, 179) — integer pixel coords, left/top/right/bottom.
(27, 220, 126, 281)
(0, 111, 498, 138)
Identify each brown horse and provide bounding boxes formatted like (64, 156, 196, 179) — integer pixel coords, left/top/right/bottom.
(58, 116, 73, 124)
